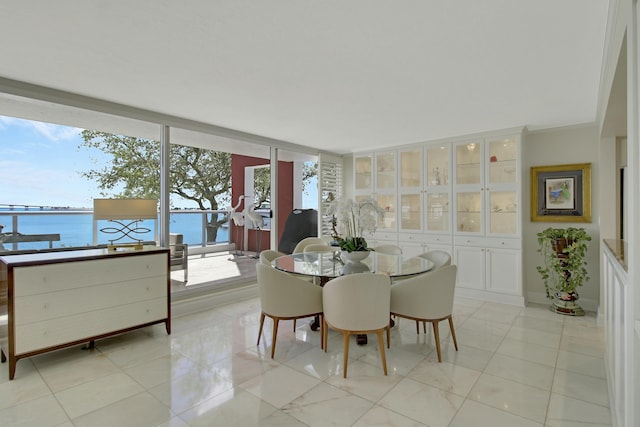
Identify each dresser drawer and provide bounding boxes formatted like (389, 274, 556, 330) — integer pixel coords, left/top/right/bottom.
(14, 253, 167, 296)
(14, 276, 167, 325)
(15, 298, 167, 354)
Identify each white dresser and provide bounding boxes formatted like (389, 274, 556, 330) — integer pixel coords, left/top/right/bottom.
(0, 247, 170, 379)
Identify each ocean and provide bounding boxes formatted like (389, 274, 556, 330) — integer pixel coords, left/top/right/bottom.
(0, 209, 231, 250)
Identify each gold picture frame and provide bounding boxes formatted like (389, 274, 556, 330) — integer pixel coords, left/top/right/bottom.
(530, 163, 592, 222)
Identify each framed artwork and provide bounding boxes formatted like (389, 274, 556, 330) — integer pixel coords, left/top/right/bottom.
(530, 163, 592, 222)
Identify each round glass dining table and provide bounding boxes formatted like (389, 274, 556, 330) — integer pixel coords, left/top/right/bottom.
(272, 250, 434, 342)
(272, 250, 434, 281)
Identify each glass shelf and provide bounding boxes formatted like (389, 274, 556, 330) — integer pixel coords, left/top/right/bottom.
(426, 145, 449, 186)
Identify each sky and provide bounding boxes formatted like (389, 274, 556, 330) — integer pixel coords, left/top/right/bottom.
(0, 115, 317, 210)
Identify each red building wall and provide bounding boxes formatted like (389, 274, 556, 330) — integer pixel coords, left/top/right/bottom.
(230, 154, 293, 253)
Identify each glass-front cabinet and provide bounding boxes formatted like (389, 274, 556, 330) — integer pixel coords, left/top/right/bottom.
(453, 137, 519, 237)
(352, 130, 523, 304)
(353, 151, 397, 234)
(399, 148, 422, 232)
(425, 145, 451, 234)
(354, 154, 373, 194)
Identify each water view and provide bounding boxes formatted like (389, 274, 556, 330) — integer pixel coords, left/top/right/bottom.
(0, 208, 232, 251)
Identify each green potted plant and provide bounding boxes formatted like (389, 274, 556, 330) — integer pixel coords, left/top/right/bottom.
(536, 226, 591, 316)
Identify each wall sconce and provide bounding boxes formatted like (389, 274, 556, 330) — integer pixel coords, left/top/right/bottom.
(93, 199, 158, 250)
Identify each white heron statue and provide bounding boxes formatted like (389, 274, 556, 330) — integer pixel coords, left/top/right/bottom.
(229, 195, 245, 255)
(245, 203, 265, 258)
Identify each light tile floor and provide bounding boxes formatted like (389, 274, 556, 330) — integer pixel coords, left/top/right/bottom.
(0, 296, 610, 426)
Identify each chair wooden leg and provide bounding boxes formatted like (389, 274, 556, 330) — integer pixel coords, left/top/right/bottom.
(293, 319, 297, 331)
(319, 315, 324, 350)
(386, 325, 390, 348)
(257, 312, 265, 345)
(343, 332, 350, 378)
(432, 321, 442, 362)
(376, 330, 388, 375)
(415, 321, 419, 334)
(323, 318, 328, 352)
(423, 321, 427, 334)
(270, 318, 279, 359)
(448, 316, 459, 351)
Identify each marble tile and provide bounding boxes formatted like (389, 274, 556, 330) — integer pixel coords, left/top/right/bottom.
(459, 317, 512, 337)
(208, 349, 280, 385)
(325, 359, 403, 402)
(359, 342, 426, 376)
(379, 378, 464, 426)
(496, 337, 559, 367)
(124, 352, 200, 389)
(0, 395, 70, 427)
(282, 382, 374, 426)
(0, 363, 53, 410)
(555, 349, 605, 378)
(449, 399, 543, 427)
(0, 294, 614, 427)
(453, 327, 505, 352)
(506, 325, 562, 349)
(468, 373, 550, 423)
(178, 388, 278, 426)
(545, 392, 612, 426)
(54, 373, 144, 419)
(407, 360, 481, 397)
(552, 369, 609, 407)
(353, 405, 428, 426)
(72, 391, 173, 427)
(34, 350, 121, 392)
(511, 314, 565, 334)
(424, 342, 494, 372)
(559, 334, 605, 358)
(156, 417, 190, 427)
(98, 334, 173, 369)
(147, 363, 234, 413)
(239, 364, 321, 408)
(284, 347, 340, 380)
(484, 353, 555, 390)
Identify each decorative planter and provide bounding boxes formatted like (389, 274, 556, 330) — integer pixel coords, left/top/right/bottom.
(551, 290, 585, 316)
(341, 250, 370, 263)
(550, 238, 585, 316)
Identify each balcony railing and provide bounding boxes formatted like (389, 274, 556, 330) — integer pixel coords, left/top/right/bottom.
(0, 208, 235, 253)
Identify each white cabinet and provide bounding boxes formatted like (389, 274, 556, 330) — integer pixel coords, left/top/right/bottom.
(353, 129, 524, 306)
(453, 136, 520, 237)
(451, 134, 522, 304)
(453, 236, 523, 304)
(354, 151, 397, 232)
(0, 247, 170, 379)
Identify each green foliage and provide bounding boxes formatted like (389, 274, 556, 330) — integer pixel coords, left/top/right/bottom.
(536, 227, 591, 298)
(79, 130, 232, 239)
(253, 167, 270, 208)
(335, 236, 369, 252)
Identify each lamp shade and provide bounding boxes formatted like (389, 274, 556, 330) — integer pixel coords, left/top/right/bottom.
(93, 199, 158, 220)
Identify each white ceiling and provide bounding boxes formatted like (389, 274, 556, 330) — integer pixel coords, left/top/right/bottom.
(0, 1, 610, 155)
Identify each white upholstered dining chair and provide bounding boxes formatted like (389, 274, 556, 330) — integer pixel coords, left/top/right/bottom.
(372, 244, 403, 255)
(322, 273, 392, 378)
(256, 263, 324, 358)
(417, 250, 451, 269)
(292, 236, 332, 254)
(390, 265, 458, 362)
(259, 249, 285, 266)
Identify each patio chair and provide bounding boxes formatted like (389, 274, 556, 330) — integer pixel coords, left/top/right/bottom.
(169, 233, 188, 282)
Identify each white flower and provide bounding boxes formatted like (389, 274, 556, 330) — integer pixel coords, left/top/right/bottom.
(329, 197, 385, 238)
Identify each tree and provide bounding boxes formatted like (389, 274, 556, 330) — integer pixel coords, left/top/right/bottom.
(79, 130, 232, 242)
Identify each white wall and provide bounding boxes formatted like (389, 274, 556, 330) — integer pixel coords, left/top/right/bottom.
(523, 125, 602, 311)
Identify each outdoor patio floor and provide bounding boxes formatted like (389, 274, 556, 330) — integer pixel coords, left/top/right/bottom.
(170, 249, 259, 294)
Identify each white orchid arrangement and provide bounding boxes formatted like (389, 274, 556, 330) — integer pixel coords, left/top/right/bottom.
(328, 197, 385, 251)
